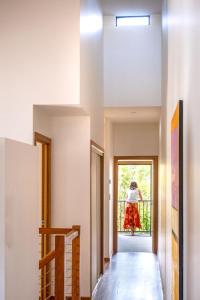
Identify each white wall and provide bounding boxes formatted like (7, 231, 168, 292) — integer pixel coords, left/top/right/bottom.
(80, 0, 104, 147)
(104, 121, 159, 258)
(0, 0, 104, 148)
(79, 1, 105, 290)
(0, 1, 104, 297)
(104, 15, 162, 107)
(0, 139, 39, 300)
(33, 109, 94, 297)
(33, 106, 52, 138)
(49, 116, 91, 297)
(0, 0, 80, 144)
(0, 139, 6, 300)
(104, 119, 114, 257)
(157, 0, 168, 293)
(113, 123, 159, 156)
(161, 0, 200, 299)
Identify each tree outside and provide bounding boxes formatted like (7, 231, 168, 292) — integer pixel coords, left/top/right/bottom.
(118, 164, 152, 235)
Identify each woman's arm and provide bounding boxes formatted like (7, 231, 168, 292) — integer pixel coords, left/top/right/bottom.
(138, 190, 143, 201)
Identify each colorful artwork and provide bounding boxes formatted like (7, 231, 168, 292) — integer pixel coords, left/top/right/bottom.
(172, 234, 179, 300)
(171, 101, 183, 300)
(171, 106, 179, 210)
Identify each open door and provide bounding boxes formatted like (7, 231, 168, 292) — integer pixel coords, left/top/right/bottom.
(34, 132, 51, 299)
(113, 156, 158, 254)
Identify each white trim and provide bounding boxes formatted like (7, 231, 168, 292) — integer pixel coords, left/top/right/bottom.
(91, 145, 104, 156)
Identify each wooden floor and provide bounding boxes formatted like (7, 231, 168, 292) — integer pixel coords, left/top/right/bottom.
(93, 252, 163, 300)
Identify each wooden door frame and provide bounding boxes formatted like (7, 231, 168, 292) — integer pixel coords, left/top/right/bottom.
(34, 132, 52, 229)
(113, 156, 158, 254)
(90, 140, 104, 294)
(34, 132, 52, 299)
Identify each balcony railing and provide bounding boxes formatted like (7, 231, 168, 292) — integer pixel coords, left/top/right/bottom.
(118, 200, 152, 235)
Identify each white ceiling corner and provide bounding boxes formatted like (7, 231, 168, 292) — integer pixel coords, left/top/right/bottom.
(104, 107, 161, 124)
(102, 0, 162, 16)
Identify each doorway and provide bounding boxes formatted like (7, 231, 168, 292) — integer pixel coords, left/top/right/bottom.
(90, 141, 104, 294)
(113, 156, 158, 254)
(34, 132, 51, 299)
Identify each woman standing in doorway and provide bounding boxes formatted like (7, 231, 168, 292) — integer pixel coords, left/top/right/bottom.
(124, 181, 143, 235)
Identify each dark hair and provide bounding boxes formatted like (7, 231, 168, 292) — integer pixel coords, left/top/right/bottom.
(130, 181, 138, 190)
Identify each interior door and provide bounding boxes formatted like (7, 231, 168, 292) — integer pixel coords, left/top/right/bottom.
(91, 148, 103, 291)
(34, 132, 51, 299)
(96, 154, 101, 280)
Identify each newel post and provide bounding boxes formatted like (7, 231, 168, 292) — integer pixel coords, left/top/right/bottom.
(72, 225, 80, 300)
(55, 235, 65, 300)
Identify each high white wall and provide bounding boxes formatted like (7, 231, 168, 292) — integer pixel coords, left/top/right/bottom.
(0, 0, 80, 144)
(37, 115, 91, 297)
(0, 0, 104, 147)
(157, 0, 168, 293)
(0, 139, 39, 300)
(80, 0, 104, 147)
(33, 109, 93, 297)
(113, 123, 159, 156)
(104, 119, 114, 257)
(104, 15, 162, 107)
(160, 0, 200, 299)
(0, 0, 104, 297)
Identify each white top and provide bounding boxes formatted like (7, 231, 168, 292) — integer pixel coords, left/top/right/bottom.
(126, 188, 139, 203)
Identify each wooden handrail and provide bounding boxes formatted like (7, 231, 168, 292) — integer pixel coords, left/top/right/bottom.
(72, 226, 80, 299)
(39, 250, 55, 269)
(65, 229, 79, 239)
(39, 227, 72, 235)
(39, 229, 79, 270)
(39, 226, 80, 300)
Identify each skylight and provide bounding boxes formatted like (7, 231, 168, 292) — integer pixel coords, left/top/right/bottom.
(116, 16, 150, 27)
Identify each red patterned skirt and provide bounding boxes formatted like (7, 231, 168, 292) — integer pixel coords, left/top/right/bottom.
(123, 202, 141, 230)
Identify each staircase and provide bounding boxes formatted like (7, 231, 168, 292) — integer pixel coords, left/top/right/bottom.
(39, 226, 80, 300)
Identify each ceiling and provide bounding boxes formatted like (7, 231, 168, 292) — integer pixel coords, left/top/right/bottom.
(35, 106, 161, 124)
(102, 0, 162, 16)
(104, 107, 161, 124)
(34, 105, 88, 117)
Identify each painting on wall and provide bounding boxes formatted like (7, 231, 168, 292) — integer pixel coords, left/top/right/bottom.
(171, 100, 183, 300)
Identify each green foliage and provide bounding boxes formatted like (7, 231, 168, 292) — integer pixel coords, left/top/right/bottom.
(118, 165, 152, 234)
(118, 165, 151, 200)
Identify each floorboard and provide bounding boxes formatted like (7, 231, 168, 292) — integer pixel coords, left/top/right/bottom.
(93, 252, 163, 300)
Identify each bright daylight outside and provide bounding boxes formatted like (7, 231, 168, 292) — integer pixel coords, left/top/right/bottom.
(118, 163, 153, 252)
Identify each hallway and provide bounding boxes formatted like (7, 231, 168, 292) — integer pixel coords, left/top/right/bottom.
(2, 0, 200, 298)
(93, 253, 163, 300)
